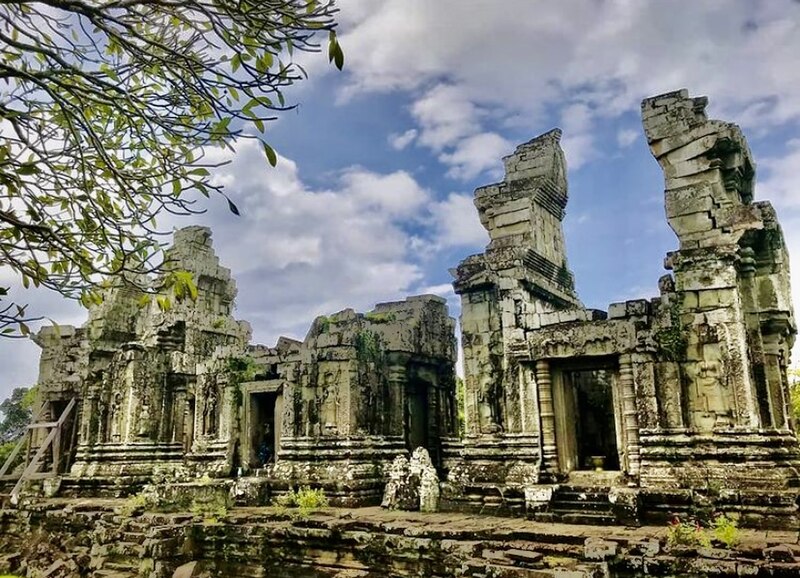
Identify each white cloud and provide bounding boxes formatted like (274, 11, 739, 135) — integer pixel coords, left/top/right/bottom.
(617, 128, 639, 148)
(333, 0, 800, 177)
(429, 192, 488, 249)
(388, 128, 418, 150)
(759, 139, 800, 210)
(561, 133, 595, 171)
(439, 132, 511, 181)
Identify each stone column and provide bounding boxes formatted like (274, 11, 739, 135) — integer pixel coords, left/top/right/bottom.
(763, 336, 788, 429)
(387, 359, 407, 436)
(80, 394, 98, 445)
(737, 248, 771, 428)
(619, 354, 641, 477)
(519, 364, 538, 434)
(172, 389, 187, 443)
(536, 359, 558, 475)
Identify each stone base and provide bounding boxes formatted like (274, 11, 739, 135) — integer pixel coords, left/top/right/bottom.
(267, 435, 408, 507)
(61, 441, 186, 496)
(640, 429, 800, 490)
(440, 434, 540, 514)
(186, 439, 234, 478)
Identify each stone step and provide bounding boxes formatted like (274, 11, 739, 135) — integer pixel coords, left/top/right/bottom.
(92, 570, 139, 578)
(556, 512, 616, 526)
(103, 560, 139, 572)
(550, 499, 613, 513)
(554, 488, 611, 501)
(121, 531, 147, 543)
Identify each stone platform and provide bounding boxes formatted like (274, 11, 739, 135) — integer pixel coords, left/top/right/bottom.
(2, 499, 800, 577)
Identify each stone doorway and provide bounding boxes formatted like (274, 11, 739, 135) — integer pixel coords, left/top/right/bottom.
(249, 391, 283, 468)
(405, 380, 429, 453)
(50, 399, 78, 473)
(553, 363, 621, 475)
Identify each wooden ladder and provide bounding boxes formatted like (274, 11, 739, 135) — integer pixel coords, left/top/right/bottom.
(4, 398, 77, 504)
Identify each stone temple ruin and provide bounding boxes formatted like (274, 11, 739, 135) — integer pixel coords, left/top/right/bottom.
(7, 90, 800, 530)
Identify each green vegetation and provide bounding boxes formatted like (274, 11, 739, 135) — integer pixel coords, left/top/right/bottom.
(654, 300, 688, 362)
(667, 516, 710, 548)
(789, 368, 800, 430)
(0, 0, 343, 336)
(364, 311, 396, 324)
(355, 330, 382, 361)
(666, 513, 739, 549)
(0, 385, 36, 469)
(275, 486, 329, 517)
(711, 513, 740, 548)
(226, 356, 259, 405)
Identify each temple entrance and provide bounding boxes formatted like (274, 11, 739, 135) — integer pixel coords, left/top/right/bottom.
(249, 391, 282, 468)
(50, 399, 78, 473)
(553, 363, 620, 474)
(405, 380, 429, 452)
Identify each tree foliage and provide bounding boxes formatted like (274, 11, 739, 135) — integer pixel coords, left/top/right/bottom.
(0, 0, 343, 336)
(0, 386, 35, 443)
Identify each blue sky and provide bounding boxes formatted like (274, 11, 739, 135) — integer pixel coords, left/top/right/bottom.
(2, 0, 800, 398)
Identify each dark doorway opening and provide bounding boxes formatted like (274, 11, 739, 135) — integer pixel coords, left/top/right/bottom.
(405, 380, 429, 453)
(50, 399, 78, 474)
(250, 392, 281, 468)
(565, 369, 619, 471)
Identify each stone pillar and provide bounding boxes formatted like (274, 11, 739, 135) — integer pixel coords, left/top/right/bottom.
(619, 354, 641, 477)
(536, 359, 558, 475)
(519, 364, 538, 434)
(172, 389, 187, 443)
(737, 248, 771, 428)
(387, 359, 407, 436)
(80, 394, 98, 445)
(763, 336, 788, 429)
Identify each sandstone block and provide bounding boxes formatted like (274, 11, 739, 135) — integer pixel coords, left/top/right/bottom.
(584, 537, 618, 560)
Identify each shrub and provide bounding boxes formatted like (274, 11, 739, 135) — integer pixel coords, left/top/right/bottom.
(666, 516, 710, 548)
(275, 486, 329, 517)
(711, 513, 740, 547)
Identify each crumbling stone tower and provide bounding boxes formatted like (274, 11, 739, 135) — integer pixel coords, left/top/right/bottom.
(641, 90, 797, 487)
(448, 129, 585, 505)
(445, 90, 800, 527)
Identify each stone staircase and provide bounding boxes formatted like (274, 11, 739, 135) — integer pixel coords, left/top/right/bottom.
(546, 485, 616, 525)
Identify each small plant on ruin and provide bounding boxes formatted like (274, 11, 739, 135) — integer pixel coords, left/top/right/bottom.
(710, 513, 740, 548)
(666, 516, 710, 548)
(654, 300, 688, 362)
(355, 330, 382, 361)
(364, 311, 396, 324)
(189, 495, 229, 521)
(119, 491, 158, 517)
(274, 486, 329, 517)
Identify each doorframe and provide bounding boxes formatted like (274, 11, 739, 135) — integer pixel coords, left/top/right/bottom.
(241, 379, 284, 471)
(548, 357, 625, 476)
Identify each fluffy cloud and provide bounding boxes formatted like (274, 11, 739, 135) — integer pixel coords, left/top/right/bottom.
(334, 0, 800, 177)
(428, 192, 488, 249)
(388, 128, 418, 150)
(616, 128, 639, 148)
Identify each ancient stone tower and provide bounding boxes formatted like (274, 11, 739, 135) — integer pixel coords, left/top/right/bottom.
(444, 90, 800, 527)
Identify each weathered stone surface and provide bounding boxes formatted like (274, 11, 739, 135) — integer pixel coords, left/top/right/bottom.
(3, 501, 800, 578)
(381, 454, 416, 510)
(381, 448, 440, 512)
(444, 89, 800, 528)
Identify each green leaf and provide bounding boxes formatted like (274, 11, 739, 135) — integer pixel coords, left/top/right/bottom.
(18, 163, 39, 176)
(262, 142, 277, 167)
(227, 198, 240, 216)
